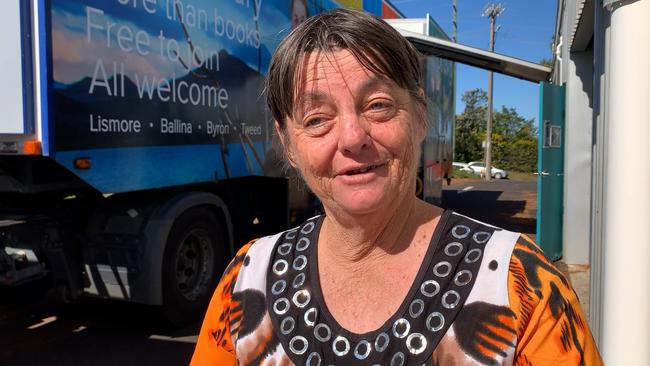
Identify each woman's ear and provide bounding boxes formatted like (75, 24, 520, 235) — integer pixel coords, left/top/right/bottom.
(274, 121, 297, 168)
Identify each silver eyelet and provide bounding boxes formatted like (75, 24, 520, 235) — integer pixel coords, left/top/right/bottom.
(272, 259, 288, 275)
(296, 237, 310, 251)
(406, 332, 427, 355)
(409, 299, 425, 318)
(433, 261, 452, 277)
(280, 316, 295, 335)
(300, 221, 315, 234)
(292, 289, 311, 308)
(273, 298, 290, 315)
(293, 255, 308, 271)
(420, 280, 440, 297)
(332, 335, 350, 357)
(354, 340, 372, 360)
(314, 323, 331, 342)
(374, 332, 389, 352)
(451, 224, 471, 239)
(464, 248, 482, 263)
(304, 307, 317, 327)
(426, 312, 445, 332)
(444, 242, 464, 256)
(271, 279, 287, 295)
(473, 231, 492, 244)
(454, 270, 473, 286)
(392, 318, 410, 339)
(277, 242, 293, 255)
(289, 335, 308, 355)
(442, 290, 460, 309)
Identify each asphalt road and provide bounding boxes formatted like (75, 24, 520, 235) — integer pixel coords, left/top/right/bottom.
(1, 178, 537, 366)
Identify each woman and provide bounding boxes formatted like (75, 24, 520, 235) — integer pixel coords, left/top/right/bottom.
(192, 9, 602, 366)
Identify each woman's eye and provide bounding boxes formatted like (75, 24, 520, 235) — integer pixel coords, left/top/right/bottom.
(369, 101, 389, 110)
(304, 117, 324, 127)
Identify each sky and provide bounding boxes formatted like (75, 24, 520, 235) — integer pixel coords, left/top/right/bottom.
(392, 1, 557, 124)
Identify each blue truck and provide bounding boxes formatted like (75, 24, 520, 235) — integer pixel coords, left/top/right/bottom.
(0, 0, 454, 325)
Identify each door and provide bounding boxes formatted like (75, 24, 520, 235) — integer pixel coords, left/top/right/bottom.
(536, 82, 565, 260)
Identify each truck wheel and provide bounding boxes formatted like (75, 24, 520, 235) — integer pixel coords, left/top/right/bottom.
(161, 207, 226, 326)
(494, 172, 503, 179)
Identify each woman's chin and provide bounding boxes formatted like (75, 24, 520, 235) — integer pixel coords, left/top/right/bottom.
(329, 190, 392, 217)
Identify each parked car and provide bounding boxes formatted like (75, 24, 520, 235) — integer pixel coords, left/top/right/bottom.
(466, 161, 508, 179)
(452, 162, 471, 171)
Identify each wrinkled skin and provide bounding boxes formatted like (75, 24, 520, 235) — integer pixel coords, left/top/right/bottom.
(275, 50, 426, 220)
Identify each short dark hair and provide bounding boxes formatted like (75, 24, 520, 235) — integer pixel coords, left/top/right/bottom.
(266, 8, 424, 129)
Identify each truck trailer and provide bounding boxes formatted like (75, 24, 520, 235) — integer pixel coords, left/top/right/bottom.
(0, 0, 454, 325)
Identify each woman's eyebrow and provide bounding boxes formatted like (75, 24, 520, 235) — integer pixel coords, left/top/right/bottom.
(295, 92, 328, 114)
(356, 76, 392, 96)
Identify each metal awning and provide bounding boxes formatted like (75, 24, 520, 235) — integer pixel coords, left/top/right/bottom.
(396, 29, 552, 83)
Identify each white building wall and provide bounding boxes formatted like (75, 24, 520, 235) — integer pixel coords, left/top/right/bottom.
(562, 50, 593, 264)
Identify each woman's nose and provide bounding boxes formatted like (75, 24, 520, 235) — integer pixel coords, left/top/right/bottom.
(338, 114, 371, 155)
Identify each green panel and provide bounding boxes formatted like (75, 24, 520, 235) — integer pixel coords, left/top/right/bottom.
(536, 82, 565, 260)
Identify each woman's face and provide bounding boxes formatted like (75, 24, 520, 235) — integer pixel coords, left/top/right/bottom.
(277, 50, 425, 217)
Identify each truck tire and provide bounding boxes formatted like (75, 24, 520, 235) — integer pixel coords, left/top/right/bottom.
(494, 172, 503, 179)
(161, 207, 226, 326)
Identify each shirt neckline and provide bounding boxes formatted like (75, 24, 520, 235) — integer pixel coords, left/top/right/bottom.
(309, 209, 452, 341)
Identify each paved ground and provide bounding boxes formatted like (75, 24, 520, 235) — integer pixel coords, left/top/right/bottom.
(1, 178, 590, 365)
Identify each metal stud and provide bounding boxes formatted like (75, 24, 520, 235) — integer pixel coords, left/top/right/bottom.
(375, 332, 390, 352)
(289, 335, 309, 355)
(280, 316, 295, 335)
(464, 248, 482, 263)
(390, 351, 405, 366)
(296, 237, 310, 251)
(426, 312, 445, 332)
(292, 289, 311, 308)
(292, 272, 306, 288)
(272, 259, 288, 276)
(332, 336, 350, 357)
(409, 299, 425, 318)
(420, 280, 441, 297)
(271, 279, 287, 295)
(285, 230, 297, 239)
(314, 323, 331, 342)
(454, 270, 473, 286)
(304, 307, 317, 327)
(473, 231, 492, 244)
(273, 297, 290, 315)
(451, 224, 471, 239)
(354, 340, 372, 360)
(444, 242, 464, 256)
(392, 318, 410, 339)
(406, 333, 427, 355)
(442, 290, 460, 309)
(433, 261, 452, 277)
(293, 255, 308, 271)
(306, 352, 322, 366)
(300, 221, 316, 234)
(278, 242, 293, 256)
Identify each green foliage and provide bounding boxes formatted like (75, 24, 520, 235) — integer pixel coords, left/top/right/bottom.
(454, 89, 486, 163)
(454, 89, 538, 172)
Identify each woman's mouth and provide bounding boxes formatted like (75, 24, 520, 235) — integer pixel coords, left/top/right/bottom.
(345, 164, 383, 175)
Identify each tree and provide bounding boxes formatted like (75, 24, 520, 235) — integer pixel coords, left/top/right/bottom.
(454, 89, 538, 172)
(454, 89, 487, 162)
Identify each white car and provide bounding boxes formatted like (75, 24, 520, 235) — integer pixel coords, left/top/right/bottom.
(452, 162, 470, 171)
(465, 161, 508, 179)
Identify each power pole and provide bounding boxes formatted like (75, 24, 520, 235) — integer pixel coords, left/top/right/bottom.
(453, 0, 457, 42)
(482, 3, 504, 181)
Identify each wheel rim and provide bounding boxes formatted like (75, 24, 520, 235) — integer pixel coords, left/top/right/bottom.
(173, 228, 215, 301)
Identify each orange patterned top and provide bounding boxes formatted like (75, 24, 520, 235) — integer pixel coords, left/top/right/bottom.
(192, 212, 602, 366)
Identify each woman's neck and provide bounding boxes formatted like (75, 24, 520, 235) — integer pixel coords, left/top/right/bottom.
(319, 196, 433, 266)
